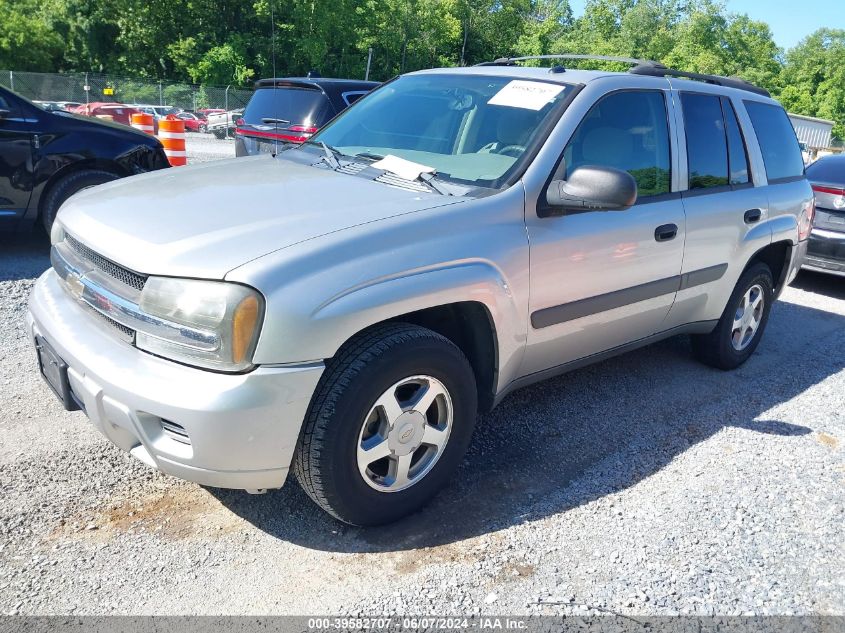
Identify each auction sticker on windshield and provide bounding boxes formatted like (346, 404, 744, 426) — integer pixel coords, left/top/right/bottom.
(487, 80, 564, 110)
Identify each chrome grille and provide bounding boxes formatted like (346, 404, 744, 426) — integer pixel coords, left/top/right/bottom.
(65, 234, 147, 291)
(92, 308, 135, 341)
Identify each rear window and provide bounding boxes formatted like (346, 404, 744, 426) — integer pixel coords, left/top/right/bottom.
(744, 101, 805, 182)
(243, 87, 334, 127)
(805, 157, 845, 184)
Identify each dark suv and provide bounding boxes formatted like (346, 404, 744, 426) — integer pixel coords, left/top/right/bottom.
(235, 78, 379, 157)
(0, 86, 169, 233)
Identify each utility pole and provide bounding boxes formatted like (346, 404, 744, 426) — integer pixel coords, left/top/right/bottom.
(159, 81, 163, 106)
(365, 48, 373, 81)
(8, 71, 13, 92)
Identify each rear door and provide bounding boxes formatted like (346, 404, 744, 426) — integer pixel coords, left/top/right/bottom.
(662, 90, 770, 329)
(0, 91, 34, 222)
(521, 82, 687, 375)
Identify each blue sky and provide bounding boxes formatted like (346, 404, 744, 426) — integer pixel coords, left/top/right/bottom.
(567, 0, 845, 50)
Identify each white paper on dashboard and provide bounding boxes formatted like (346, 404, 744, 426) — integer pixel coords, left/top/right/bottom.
(487, 80, 564, 110)
(371, 154, 436, 181)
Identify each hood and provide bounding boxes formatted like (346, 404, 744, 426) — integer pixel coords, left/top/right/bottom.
(58, 111, 157, 142)
(57, 154, 463, 279)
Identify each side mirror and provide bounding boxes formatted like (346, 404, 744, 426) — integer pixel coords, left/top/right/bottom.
(542, 165, 637, 215)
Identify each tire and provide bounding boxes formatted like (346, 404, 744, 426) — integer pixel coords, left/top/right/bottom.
(41, 170, 118, 233)
(691, 262, 774, 370)
(294, 323, 478, 526)
(199, 124, 207, 134)
(213, 129, 225, 139)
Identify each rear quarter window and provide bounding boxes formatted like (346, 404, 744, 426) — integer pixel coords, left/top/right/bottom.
(744, 101, 805, 182)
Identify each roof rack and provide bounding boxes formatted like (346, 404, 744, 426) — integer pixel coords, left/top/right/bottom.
(476, 54, 662, 68)
(629, 62, 771, 97)
(476, 54, 771, 97)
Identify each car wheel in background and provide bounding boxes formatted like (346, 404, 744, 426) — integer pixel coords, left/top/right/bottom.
(691, 262, 775, 370)
(41, 170, 119, 233)
(293, 323, 478, 526)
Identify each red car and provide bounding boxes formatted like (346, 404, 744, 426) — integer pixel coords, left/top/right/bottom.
(196, 108, 225, 118)
(70, 102, 141, 126)
(177, 112, 207, 133)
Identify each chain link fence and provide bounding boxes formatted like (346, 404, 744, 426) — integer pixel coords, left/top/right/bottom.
(1, 70, 253, 112)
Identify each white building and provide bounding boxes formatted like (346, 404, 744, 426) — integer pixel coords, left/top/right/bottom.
(788, 113, 835, 151)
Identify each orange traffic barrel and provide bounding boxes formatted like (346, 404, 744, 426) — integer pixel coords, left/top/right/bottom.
(130, 112, 155, 135)
(158, 115, 186, 166)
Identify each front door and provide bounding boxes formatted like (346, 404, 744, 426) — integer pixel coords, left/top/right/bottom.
(0, 91, 34, 221)
(521, 87, 686, 376)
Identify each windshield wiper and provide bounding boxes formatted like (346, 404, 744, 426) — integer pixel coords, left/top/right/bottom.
(261, 117, 291, 126)
(302, 139, 343, 170)
(416, 172, 452, 196)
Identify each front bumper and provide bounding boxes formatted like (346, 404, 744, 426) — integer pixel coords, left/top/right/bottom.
(28, 269, 324, 490)
(804, 228, 845, 277)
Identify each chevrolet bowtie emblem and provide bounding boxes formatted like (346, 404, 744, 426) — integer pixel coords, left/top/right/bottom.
(66, 272, 85, 300)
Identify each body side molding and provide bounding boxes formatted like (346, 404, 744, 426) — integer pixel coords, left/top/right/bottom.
(531, 263, 728, 329)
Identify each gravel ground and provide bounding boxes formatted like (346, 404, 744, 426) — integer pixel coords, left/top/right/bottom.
(0, 178, 843, 616)
(183, 133, 236, 163)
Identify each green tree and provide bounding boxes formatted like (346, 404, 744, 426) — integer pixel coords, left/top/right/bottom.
(0, 0, 65, 71)
(779, 29, 845, 139)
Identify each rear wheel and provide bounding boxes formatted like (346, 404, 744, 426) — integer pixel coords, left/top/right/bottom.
(41, 169, 118, 233)
(692, 262, 774, 370)
(293, 323, 477, 526)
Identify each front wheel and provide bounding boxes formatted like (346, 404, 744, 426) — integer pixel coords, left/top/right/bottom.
(293, 323, 477, 526)
(692, 262, 774, 370)
(41, 170, 118, 233)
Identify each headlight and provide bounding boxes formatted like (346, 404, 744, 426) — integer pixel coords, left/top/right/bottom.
(136, 277, 264, 372)
(50, 221, 65, 245)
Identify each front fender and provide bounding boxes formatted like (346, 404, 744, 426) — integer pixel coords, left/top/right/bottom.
(227, 185, 530, 392)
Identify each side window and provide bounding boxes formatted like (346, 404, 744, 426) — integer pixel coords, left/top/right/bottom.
(744, 101, 805, 182)
(0, 93, 18, 116)
(343, 92, 366, 106)
(563, 90, 671, 197)
(681, 93, 729, 189)
(721, 98, 750, 185)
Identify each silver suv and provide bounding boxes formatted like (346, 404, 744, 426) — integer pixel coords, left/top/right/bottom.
(28, 56, 813, 525)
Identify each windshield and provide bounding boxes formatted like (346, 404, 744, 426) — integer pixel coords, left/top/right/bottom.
(311, 74, 574, 189)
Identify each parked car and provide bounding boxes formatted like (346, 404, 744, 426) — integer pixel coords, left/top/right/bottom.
(0, 86, 169, 233)
(177, 111, 207, 133)
(804, 154, 845, 276)
(33, 100, 66, 112)
(235, 77, 379, 156)
(197, 108, 225, 118)
(69, 102, 141, 126)
(133, 104, 182, 120)
(206, 108, 243, 139)
(29, 56, 812, 526)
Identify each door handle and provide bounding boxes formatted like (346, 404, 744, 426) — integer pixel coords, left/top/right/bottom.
(744, 208, 763, 224)
(654, 223, 678, 242)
